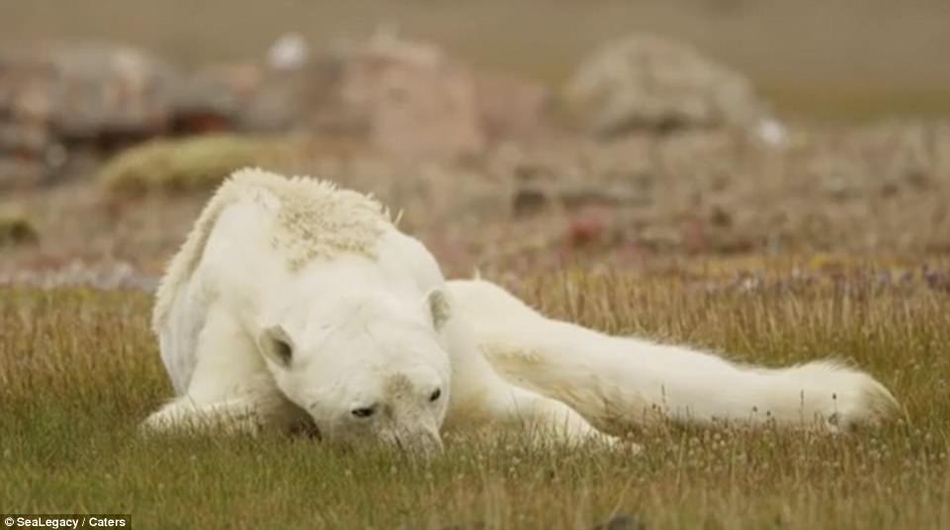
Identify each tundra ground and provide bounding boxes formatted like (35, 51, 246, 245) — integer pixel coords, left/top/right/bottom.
(2, 266, 948, 530)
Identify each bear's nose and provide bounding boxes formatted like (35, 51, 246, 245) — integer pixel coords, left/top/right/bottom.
(392, 429, 444, 458)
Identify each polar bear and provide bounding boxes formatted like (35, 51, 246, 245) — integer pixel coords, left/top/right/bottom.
(445, 279, 899, 434)
(142, 168, 607, 452)
(143, 168, 898, 453)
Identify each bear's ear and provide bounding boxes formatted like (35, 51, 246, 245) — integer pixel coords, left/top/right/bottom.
(258, 324, 295, 368)
(426, 288, 452, 331)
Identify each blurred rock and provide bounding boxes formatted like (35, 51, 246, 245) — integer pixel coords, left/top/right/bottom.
(45, 44, 179, 143)
(0, 159, 46, 189)
(0, 43, 182, 186)
(267, 32, 311, 71)
(564, 33, 778, 139)
(474, 71, 553, 143)
(924, 268, 950, 293)
(97, 133, 306, 195)
(0, 121, 52, 156)
(198, 31, 504, 159)
(248, 58, 350, 134)
(0, 207, 39, 246)
(513, 186, 550, 216)
(0, 33, 563, 185)
(592, 514, 646, 530)
(334, 30, 485, 160)
(566, 205, 612, 247)
(437, 521, 486, 530)
(169, 63, 256, 135)
(755, 117, 789, 147)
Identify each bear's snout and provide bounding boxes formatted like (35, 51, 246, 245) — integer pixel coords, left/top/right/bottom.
(383, 426, 444, 457)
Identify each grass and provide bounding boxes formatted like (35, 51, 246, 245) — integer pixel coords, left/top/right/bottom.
(1, 267, 948, 529)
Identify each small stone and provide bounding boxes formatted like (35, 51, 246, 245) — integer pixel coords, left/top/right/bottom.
(513, 186, 550, 216)
(709, 205, 732, 227)
(567, 207, 609, 247)
(438, 521, 485, 530)
(592, 514, 646, 530)
(0, 208, 39, 246)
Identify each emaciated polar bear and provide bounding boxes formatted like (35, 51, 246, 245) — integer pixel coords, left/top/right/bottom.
(142, 168, 898, 452)
(143, 168, 607, 452)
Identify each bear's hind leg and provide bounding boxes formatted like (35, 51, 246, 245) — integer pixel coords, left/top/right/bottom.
(443, 313, 636, 451)
(496, 384, 634, 450)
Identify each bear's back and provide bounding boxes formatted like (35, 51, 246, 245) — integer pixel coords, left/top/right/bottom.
(152, 168, 393, 334)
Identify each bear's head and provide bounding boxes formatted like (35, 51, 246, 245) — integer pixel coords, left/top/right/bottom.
(256, 289, 453, 455)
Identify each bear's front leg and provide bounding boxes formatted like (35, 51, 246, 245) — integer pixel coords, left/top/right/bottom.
(140, 395, 265, 435)
(143, 303, 312, 436)
(140, 390, 311, 436)
(140, 374, 310, 436)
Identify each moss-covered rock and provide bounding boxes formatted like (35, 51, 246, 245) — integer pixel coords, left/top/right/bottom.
(97, 134, 308, 195)
(0, 208, 39, 246)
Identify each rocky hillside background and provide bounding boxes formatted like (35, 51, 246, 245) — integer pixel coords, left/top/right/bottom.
(1, 6, 949, 287)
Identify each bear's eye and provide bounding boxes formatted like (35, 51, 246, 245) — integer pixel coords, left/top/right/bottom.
(429, 388, 442, 402)
(351, 405, 377, 419)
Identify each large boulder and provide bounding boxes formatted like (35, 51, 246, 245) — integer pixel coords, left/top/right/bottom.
(0, 43, 182, 186)
(332, 31, 486, 160)
(190, 32, 496, 160)
(474, 70, 553, 144)
(1, 44, 180, 143)
(564, 34, 783, 141)
(44, 44, 180, 143)
(244, 31, 556, 157)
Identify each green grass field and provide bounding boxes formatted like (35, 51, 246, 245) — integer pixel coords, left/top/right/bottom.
(2, 269, 948, 529)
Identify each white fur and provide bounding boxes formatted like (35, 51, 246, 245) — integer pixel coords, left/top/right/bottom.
(145, 168, 897, 455)
(446, 279, 899, 434)
(144, 168, 608, 452)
